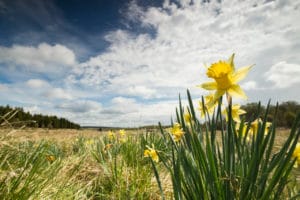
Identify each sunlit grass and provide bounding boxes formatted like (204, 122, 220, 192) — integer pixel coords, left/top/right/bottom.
(0, 127, 298, 199)
(0, 128, 171, 199)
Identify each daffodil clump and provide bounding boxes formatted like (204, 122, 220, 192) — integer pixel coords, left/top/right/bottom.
(236, 118, 272, 141)
(149, 54, 300, 200)
(198, 54, 274, 142)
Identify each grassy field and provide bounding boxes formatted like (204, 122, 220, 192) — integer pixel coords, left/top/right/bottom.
(0, 127, 299, 199)
(0, 128, 172, 199)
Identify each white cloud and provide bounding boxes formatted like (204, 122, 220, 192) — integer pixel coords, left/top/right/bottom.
(126, 85, 156, 98)
(42, 88, 73, 100)
(0, 84, 8, 91)
(56, 100, 102, 113)
(265, 61, 300, 88)
(0, 43, 76, 74)
(241, 81, 257, 90)
(26, 79, 50, 88)
(70, 0, 300, 103)
(84, 97, 179, 127)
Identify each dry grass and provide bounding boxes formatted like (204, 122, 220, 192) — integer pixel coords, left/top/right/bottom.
(0, 128, 103, 142)
(0, 128, 146, 143)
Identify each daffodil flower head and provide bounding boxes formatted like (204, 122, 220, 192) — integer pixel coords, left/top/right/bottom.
(223, 104, 246, 123)
(107, 130, 115, 140)
(119, 129, 126, 137)
(249, 118, 261, 135)
(248, 118, 272, 137)
(199, 54, 252, 102)
(198, 93, 217, 118)
(46, 155, 56, 163)
(85, 139, 94, 145)
(144, 144, 159, 163)
(170, 123, 185, 142)
(184, 111, 193, 125)
(292, 143, 300, 168)
(235, 123, 247, 136)
(103, 143, 113, 151)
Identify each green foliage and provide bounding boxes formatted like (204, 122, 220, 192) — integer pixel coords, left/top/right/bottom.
(152, 90, 300, 200)
(0, 141, 62, 200)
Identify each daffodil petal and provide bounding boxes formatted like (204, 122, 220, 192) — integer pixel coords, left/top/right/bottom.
(232, 65, 252, 83)
(214, 89, 225, 100)
(227, 85, 247, 99)
(199, 82, 217, 90)
(237, 109, 246, 115)
(228, 53, 235, 71)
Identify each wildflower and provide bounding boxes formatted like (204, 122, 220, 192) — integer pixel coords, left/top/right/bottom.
(170, 123, 185, 142)
(118, 129, 126, 143)
(46, 155, 55, 162)
(223, 104, 246, 123)
(199, 54, 252, 101)
(292, 143, 300, 168)
(107, 130, 115, 140)
(144, 145, 159, 163)
(85, 139, 94, 145)
(103, 143, 113, 151)
(249, 118, 272, 136)
(184, 111, 192, 125)
(198, 93, 217, 118)
(235, 123, 247, 136)
(119, 129, 126, 137)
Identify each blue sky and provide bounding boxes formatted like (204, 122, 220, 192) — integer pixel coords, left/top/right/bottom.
(0, 0, 300, 126)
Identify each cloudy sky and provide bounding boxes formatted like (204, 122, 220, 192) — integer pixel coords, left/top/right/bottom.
(0, 0, 299, 127)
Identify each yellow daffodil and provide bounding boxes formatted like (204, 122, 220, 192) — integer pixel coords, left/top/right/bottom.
(292, 143, 300, 168)
(223, 104, 246, 123)
(184, 111, 193, 125)
(249, 118, 271, 136)
(144, 145, 159, 163)
(170, 123, 185, 142)
(198, 93, 217, 118)
(118, 129, 127, 143)
(107, 130, 115, 140)
(199, 54, 252, 101)
(119, 129, 126, 137)
(103, 143, 113, 151)
(85, 139, 94, 145)
(236, 119, 272, 141)
(235, 123, 247, 137)
(46, 155, 56, 162)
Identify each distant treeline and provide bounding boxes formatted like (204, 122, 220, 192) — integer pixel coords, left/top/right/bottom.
(241, 101, 300, 128)
(0, 105, 80, 129)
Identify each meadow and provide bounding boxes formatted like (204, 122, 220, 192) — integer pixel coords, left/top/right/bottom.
(0, 126, 299, 200)
(0, 128, 171, 199)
